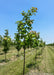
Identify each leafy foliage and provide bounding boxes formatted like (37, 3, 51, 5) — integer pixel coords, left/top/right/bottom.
(0, 35, 3, 45)
(3, 29, 11, 61)
(15, 33, 21, 56)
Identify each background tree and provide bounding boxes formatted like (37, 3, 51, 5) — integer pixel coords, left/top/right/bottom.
(0, 35, 3, 46)
(34, 32, 40, 64)
(39, 39, 44, 47)
(10, 39, 15, 46)
(3, 29, 11, 62)
(14, 33, 21, 56)
(16, 7, 37, 75)
(43, 42, 45, 47)
(39, 39, 46, 55)
(29, 31, 40, 63)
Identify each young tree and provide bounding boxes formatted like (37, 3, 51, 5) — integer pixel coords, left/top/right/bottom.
(35, 36, 40, 64)
(39, 39, 46, 55)
(31, 31, 40, 63)
(39, 39, 44, 47)
(16, 7, 37, 75)
(10, 39, 15, 46)
(15, 33, 21, 56)
(3, 29, 11, 62)
(0, 35, 3, 46)
(43, 42, 45, 47)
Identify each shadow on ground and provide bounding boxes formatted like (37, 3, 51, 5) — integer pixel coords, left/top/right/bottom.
(0, 59, 10, 63)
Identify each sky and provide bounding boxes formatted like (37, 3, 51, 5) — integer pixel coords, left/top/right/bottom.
(0, 0, 54, 44)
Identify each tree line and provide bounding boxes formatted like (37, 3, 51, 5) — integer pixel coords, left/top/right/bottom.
(47, 43, 54, 46)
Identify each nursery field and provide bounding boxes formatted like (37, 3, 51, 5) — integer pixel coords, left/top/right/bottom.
(0, 46, 54, 75)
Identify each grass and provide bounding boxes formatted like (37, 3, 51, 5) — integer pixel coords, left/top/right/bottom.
(0, 46, 54, 75)
(47, 46, 54, 73)
(0, 46, 43, 75)
(39, 46, 54, 74)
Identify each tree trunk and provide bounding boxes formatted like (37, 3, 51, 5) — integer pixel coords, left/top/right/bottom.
(23, 48, 25, 75)
(18, 51, 19, 56)
(5, 53, 6, 62)
(35, 48, 37, 64)
(23, 38, 25, 75)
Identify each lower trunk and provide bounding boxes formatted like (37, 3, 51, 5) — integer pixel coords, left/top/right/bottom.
(35, 48, 37, 64)
(17, 51, 19, 57)
(23, 48, 25, 75)
(5, 53, 6, 62)
(18, 51, 19, 56)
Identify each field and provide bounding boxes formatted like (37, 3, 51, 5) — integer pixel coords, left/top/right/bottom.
(0, 46, 54, 75)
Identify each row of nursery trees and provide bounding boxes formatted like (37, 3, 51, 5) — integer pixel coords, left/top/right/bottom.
(47, 43, 54, 46)
(0, 7, 45, 75)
